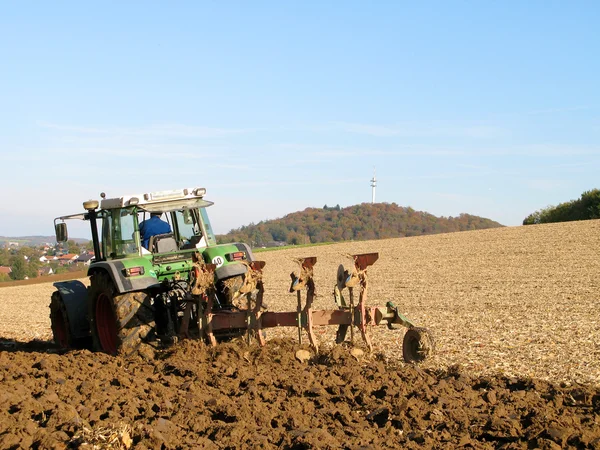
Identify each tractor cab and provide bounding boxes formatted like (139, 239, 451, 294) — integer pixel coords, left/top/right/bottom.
(54, 187, 254, 304)
(54, 187, 218, 262)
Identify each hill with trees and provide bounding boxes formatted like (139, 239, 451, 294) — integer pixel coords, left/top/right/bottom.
(217, 203, 503, 247)
(523, 189, 600, 225)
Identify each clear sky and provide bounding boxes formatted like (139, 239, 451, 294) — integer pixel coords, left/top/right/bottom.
(1, 2, 599, 237)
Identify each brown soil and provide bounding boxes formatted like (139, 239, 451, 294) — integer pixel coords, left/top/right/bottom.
(1, 339, 599, 449)
(1, 221, 600, 448)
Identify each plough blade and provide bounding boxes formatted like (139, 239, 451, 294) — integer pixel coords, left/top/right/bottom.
(289, 257, 317, 292)
(288, 256, 318, 349)
(353, 252, 379, 271)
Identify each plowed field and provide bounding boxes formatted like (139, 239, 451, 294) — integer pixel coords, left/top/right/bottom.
(1, 220, 599, 449)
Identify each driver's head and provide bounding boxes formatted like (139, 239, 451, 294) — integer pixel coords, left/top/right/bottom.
(151, 212, 162, 218)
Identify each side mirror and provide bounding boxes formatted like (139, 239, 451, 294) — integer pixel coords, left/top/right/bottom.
(55, 222, 68, 243)
(183, 209, 193, 225)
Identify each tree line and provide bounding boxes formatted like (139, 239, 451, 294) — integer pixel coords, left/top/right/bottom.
(217, 202, 503, 247)
(523, 189, 600, 225)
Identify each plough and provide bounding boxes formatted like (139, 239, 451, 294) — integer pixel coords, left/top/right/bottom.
(183, 252, 434, 363)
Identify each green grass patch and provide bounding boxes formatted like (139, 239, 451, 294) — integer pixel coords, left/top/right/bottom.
(252, 242, 337, 253)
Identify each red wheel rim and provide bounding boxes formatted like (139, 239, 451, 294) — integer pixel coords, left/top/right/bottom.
(96, 293, 118, 355)
(51, 310, 68, 348)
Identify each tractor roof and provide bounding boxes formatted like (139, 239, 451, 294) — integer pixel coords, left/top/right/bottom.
(55, 188, 213, 222)
(100, 187, 213, 213)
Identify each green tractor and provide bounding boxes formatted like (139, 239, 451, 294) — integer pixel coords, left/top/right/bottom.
(50, 187, 255, 356)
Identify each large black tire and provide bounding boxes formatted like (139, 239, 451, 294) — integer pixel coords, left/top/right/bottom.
(49, 291, 71, 349)
(49, 291, 91, 350)
(88, 272, 155, 356)
(402, 327, 435, 363)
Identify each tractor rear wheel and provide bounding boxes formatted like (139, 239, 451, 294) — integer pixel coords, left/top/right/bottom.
(402, 327, 434, 363)
(216, 274, 245, 308)
(88, 272, 155, 356)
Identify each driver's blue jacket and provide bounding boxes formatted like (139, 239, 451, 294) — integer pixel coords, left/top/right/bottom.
(139, 216, 172, 249)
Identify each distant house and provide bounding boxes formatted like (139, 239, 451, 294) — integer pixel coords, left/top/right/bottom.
(76, 253, 95, 266)
(40, 255, 58, 263)
(38, 266, 54, 277)
(266, 241, 287, 248)
(57, 254, 79, 265)
(0, 266, 12, 275)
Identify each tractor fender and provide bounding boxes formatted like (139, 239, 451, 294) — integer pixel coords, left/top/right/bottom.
(204, 242, 254, 281)
(215, 262, 247, 281)
(88, 261, 159, 295)
(52, 280, 90, 341)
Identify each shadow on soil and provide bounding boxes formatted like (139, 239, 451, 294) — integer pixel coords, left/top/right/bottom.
(0, 338, 63, 353)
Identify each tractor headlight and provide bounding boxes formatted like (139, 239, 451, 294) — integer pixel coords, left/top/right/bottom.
(83, 200, 99, 210)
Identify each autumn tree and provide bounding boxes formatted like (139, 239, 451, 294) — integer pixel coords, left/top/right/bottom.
(0, 248, 9, 266)
(26, 258, 41, 279)
(10, 257, 27, 280)
(67, 240, 81, 254)
(523, 188, 600, 225)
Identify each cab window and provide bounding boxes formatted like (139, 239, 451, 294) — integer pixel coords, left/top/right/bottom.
(103, 208, 140, 258)
(174, 210, 198, 244)
(199, 207, 217, 246)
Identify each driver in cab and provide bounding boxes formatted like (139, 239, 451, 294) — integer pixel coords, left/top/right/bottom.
(139, 212, 171, 249)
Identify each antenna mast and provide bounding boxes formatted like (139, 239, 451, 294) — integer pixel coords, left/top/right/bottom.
(370, 167, 377, 204)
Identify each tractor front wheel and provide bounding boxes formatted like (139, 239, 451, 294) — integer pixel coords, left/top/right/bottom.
(50, 290, 91, 350)
(49, 292, 71, 348)
(88, 272, 155, 356)
(402, 327, 434, 363)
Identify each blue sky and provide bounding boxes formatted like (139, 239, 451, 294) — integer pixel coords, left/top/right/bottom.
(1, 2, 599, 237)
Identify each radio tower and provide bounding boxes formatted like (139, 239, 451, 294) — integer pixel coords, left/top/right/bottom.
(370, 167, 377, 204)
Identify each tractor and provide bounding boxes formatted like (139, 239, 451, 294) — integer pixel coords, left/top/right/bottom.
(50, 187, 434, 362)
